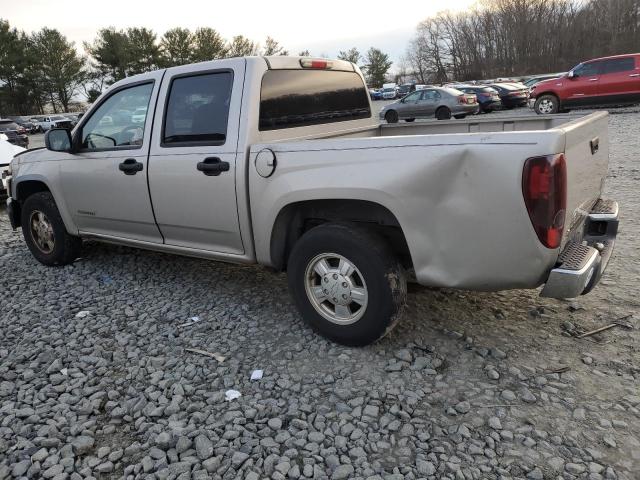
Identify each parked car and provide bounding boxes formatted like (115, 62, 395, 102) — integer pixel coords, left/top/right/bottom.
(131, 107, 148, 123)
(381, 83, 398, 100)
(489, 83, 528, 108)
(0, 119, 29, 148)
(523, 74, 564, 89)
(1, 135, 25, 198)
(8, 116, 39, 134)
(451, 85, 502, 113)
(5, 56, 618, 347)
(529, 53, 640, 114)
(34, 115, 74, 131)
(368, 89, 382, 100)
(380, 87, 479, 122)
(397, 83, 416, 98)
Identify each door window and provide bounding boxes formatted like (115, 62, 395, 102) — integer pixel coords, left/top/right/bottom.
(81, 83, 154, 151)
(420, 90, 440, 101)
(403, 91, 421, 102)
(600, 57, 636, 74)
(572, 62, 601, 77)
(163, 71, 233, 146)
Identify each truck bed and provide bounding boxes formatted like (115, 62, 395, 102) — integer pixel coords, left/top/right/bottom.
(250, 112, 610, 290)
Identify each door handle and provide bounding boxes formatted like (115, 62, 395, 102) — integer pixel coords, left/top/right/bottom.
(197, 157, 230, 176)
(629, 74, 640, 77)
(119, 158, 143, 175)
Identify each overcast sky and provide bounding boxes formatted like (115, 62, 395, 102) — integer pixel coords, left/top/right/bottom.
(5, 0, 476, 67)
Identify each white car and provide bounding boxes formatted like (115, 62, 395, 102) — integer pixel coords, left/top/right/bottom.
(1, 135, 25, 197)
(131, 107, 147, 124)
(34, 115, 74, 131)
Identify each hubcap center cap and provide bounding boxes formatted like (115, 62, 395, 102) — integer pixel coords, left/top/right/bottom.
(323, 273, 352, 305)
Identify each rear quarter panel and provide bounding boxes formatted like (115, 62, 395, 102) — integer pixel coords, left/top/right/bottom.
(249, 131, 569, 291)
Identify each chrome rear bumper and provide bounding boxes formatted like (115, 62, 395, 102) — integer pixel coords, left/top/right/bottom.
(541, 199, 618, 298)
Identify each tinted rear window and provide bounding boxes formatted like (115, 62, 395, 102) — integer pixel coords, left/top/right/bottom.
(601, 57, 636, 74)
(259, 70, 371, 131)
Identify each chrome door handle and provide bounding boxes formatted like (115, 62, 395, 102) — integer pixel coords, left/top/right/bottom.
(629, 73, 640, 77)
(588, 78, 599, 81)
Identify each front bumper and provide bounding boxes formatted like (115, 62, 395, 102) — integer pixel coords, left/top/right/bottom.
(541, 199, 618, 298)
(6, 197, 20, 229)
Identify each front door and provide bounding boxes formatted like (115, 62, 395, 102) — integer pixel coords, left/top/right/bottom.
(148, 59, 245, 254)
(397, 91, 422, 118)
(564, 61, 602, 106)
(59, 72, 163, 243)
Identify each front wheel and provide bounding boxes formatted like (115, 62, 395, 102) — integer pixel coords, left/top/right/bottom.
(534, 94, 559, 114)
(287, 223, 407, 346)
(21, 192, 82, 266)
(385, 110, 399, 123)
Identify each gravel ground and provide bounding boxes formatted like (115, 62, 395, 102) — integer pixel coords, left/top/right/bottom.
(1, 106, 639, 480)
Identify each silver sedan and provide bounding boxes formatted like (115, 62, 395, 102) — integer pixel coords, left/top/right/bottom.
(380, 87, 479, 123)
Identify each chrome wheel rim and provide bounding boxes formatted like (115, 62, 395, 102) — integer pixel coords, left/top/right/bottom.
(538, 99, 554, 113)
(304, 253, 368, 325)
(30, 210, 55, 254)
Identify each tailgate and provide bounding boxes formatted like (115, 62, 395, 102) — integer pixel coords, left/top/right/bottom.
(559, 112, 610, 244)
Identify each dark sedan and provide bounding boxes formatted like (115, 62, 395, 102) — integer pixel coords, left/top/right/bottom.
(489, 83, 528, 109)
(453, 85, 502, 113)
(0, 119, 29, 148)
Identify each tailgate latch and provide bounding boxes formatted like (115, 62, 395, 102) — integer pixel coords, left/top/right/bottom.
(590, 137, 599, 155)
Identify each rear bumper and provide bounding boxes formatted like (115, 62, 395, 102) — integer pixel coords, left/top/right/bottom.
(541, 199, 618, 298)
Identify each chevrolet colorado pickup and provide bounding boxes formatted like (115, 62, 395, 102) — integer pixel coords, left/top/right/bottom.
(5, 56, 619, 346)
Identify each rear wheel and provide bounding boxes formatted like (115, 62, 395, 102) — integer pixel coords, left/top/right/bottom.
(534, 94, 559, 114)
(287, 223, 407, 346)
(21, 192, 81, 266)
(436, 107, 451, 120)
(385, 110, 399, 123)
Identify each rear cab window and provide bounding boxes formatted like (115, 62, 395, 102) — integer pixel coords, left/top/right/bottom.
(259, 70, 371, 131)
(600, 57, 636, 74)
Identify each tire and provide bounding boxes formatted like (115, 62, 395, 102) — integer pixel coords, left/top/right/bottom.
(453, 114, 466, 119)
(436, 107, 451, 120)
(385, 110, 399, 123)
(287, 223, 407, 346)
(21, 192, 81, 266)
(534, 94, 559, 114)
(405, 118, 415, 122)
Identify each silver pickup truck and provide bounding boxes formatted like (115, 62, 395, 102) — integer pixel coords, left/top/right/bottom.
(5, 56, 619, 346)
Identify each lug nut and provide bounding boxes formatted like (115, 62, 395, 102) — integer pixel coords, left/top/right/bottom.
(342, 282, 347, 288)
(323, 289, 328, 294)
(323, 277, 328, 283)
(333, 274, 338, 280)
(342, 294, 348, 299)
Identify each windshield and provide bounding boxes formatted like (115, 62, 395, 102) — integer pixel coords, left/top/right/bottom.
(382, 88, 394, 93)
(51, 116, 66, 120)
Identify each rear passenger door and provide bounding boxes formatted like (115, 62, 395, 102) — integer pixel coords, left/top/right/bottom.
(148, 59, 245, 254)
(416, 90, 439, 117)
(597, 56, 640, 102)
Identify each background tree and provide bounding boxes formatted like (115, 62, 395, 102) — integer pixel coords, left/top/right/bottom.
(298, 49, 311, 56)
(337, 47, 362, 65)
(363, 47, 392, 87)
(262, 36, 288, 55)
(84, 28, 130, 84)
(0, 20, 32, 114)
(125, 28, 161, 75)
(31, 28, 85, 112)
(226, 35, 259, 57)
(161, 27, 193, 66)
(191, 27, 227, 62)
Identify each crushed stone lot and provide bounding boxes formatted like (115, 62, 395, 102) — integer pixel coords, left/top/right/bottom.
(1, 108, 639, 480)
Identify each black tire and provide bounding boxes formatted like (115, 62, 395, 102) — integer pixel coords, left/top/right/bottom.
(21, 192, 81, 266)
(405, 118, 415, 122)
(385, 110, 399, 123)
(287, 223, 407, 346)
(435, 107, 451, 120)
(534, 94, 559, 114)
(453, 114, 466, 119)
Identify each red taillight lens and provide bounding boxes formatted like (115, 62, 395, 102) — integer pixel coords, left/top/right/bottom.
(522, 154, 567, 249)
(300, 58, 332, 69)
(458, 96, 466, 104)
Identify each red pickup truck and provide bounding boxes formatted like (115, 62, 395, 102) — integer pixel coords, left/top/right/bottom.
(530, 53, 640, 114)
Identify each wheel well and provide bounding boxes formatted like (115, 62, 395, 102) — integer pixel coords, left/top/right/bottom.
(436, 105, 449, 113)
(271, 199, 412, 271)
(16, 180, 50, 203)
(535, 92, 559, 102)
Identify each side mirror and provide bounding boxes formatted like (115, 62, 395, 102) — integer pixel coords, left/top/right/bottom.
(567, 71, 576, 79)
(45, 128, 72, 152)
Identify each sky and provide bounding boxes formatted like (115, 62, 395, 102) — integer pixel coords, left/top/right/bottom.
(3, 0, 477, 68)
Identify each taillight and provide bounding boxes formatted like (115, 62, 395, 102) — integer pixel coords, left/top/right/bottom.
(522, 154, 567, 249)
(458, 96, 466, 104)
